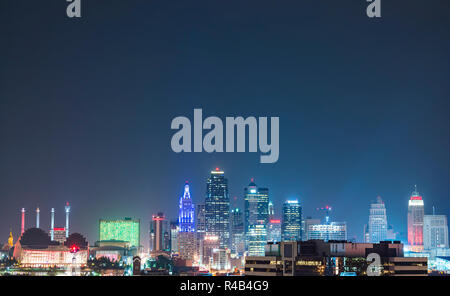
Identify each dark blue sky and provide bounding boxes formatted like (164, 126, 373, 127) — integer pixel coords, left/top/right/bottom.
(1, 0, 449, 248)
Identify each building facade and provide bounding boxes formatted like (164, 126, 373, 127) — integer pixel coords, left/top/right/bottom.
(307, 222, 347, 241)
(178, 183, 196, 260)
(231, 208, 245, 256)
(367, 196, 388, 243)
(282, 200, 302, 241)
(99, 218, 140, 248)
(205, 168, 230, 249)
(244, 180, 269, 256)
(407, 187, 424, 252)
(150, 213, 168, 252)
(424, 214, 449, 250)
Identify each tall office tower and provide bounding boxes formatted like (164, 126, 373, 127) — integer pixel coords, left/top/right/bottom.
(20, 208, 25, 235)
(178, 182, 196, 260)
(36, 207, 40, 228)
(268, 201, 275, 219)
(150, 213, 166, 252)
(50, 208, 55, 241)
(267, 219, 281, 243)
(170, 220, 179, 253)
(282, 200, 302, 241)
(196, 203, 206, 253)
(244, 180, 269, 256)
(205, 168, 230, 249)
(307, 222, 347, 241)
(407, 186, 424, 252)
(65, 202, 70, 238)
(424, 214, 449, 250)
(100, 217, 141, 247)
(231, 208, 245, 256)
(368, 196, 388, 243)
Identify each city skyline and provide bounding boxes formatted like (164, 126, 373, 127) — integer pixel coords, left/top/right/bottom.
(3, 170, 445, 251)
(1, 0, 450, 253)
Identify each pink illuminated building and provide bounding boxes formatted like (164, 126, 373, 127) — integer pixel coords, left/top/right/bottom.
(407, 186, 424, 252)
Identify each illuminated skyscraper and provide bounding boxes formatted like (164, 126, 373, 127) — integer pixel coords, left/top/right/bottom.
(178, 182, 196, 260)
(244, 180, 269, 256)
(367, 196, 388, 243)
(170, 220, 179, 253)
(150, 213, 167, 252)
(407, 186, 424, 252)
(99, 218, 140, 247)
(282, 200, 302, 241)
(205, 168, 230, 249)
(231, 208, 245, 256)
(196, 203, 206, 254)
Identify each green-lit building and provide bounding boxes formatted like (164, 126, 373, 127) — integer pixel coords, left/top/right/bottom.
(99, 218, 140, 247)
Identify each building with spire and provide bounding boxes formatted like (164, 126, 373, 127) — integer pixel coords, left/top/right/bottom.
(408, 185, 425, 252)
(178, 182, 196, 261)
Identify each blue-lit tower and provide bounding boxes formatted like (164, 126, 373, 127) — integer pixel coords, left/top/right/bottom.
(178, 182, 196, 260)
(179, 182, 195, 232)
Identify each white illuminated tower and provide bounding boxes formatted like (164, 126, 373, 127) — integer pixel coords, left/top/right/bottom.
(51, 208, 55, 241)
(36, 207, 40, 228)
(65, 202, 71, 238)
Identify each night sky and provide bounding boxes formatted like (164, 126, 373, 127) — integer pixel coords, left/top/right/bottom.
(1, 0, 449, 249)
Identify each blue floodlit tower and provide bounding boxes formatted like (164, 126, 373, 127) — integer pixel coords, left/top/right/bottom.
(179, 182, 195, 232)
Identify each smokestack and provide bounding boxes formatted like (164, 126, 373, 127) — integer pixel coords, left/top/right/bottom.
(36, 207, 40, 228)
(21, 208, 25, 235)
(65, 202, 70, 238)
(51, 208, 55, 241)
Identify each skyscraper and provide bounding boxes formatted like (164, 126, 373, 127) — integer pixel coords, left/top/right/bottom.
(367, 196, 388, 243)
(205, 168, 230, 249)
(244, 180, 269, 256)
(150, 213, 167, 252)
(170, 220, 179, 253)
(407, 186, 424, 252)
(178, 182, 196, 260)
(282, 200, 302, 241)
(424, 214, 449, 250)
(231, 208, 245, 256)
(196, 203, 206, 255)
